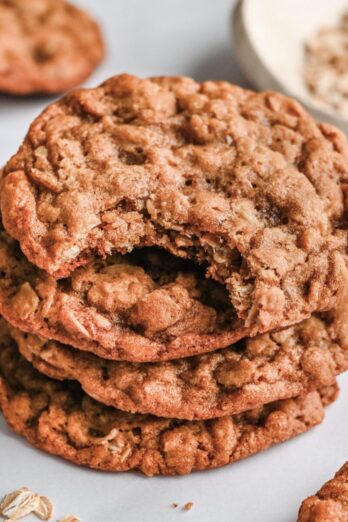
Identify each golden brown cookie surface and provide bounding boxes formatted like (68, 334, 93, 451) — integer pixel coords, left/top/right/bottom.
(12, 299, 348, 420)
(2, 75, 347, 339)
(0, 0, 104, 94)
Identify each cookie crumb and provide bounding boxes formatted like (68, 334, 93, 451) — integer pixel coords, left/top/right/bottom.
(171, 503, 178, 509)
(183, 502, 194, 512)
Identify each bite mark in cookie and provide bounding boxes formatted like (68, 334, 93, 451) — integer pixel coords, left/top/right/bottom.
(0, 228, 256, 361)
(0, 0, 104, 94)
(0, 328, 338, 476)
(2, 75, 348, 336)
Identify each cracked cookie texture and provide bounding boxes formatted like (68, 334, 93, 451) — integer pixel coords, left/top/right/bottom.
(2, 74, 348, 339)
(0, 325, 338, 476)
(298, 462, 348, 521)
(11, 290, 348, 419)
(0, 0, 104, 94)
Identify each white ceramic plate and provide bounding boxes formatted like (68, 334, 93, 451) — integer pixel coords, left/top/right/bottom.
(0, 1, 348, 521)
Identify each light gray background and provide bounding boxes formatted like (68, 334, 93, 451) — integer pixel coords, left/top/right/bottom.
(0, 1, 347, 521)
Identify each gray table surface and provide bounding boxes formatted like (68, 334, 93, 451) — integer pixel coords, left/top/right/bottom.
(0, 1, 347, 521)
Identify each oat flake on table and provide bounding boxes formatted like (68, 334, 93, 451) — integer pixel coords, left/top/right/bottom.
(0, 487, 53, 520)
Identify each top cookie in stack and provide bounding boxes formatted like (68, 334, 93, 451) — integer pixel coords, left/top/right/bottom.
(1, 74, 348, 360)
(0, 75, 348, 475)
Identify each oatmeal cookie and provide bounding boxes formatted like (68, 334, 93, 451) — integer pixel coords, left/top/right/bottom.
(298, 462, 348, 521)
(0, 329, 337, 476)
(1, 75, 347, 337)
(12, 294, 348, 419)
(0, 0, 104, 94)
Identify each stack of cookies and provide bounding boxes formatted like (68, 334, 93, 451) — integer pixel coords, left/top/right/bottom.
(0, 74, 347, 476)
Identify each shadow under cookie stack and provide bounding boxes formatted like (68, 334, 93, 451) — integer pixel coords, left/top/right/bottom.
(0, 74, 347, 477)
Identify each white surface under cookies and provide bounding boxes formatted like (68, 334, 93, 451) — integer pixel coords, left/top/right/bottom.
(0, 1, 348, 521)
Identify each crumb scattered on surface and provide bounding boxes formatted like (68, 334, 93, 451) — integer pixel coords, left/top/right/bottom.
(183, 502, 194, 512)
(171, 503, 178, 509)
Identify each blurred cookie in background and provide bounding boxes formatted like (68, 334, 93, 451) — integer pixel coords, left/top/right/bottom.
(0, 0, 105, 95)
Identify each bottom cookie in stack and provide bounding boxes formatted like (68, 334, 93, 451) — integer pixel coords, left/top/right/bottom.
(0, 320, 339, 477)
